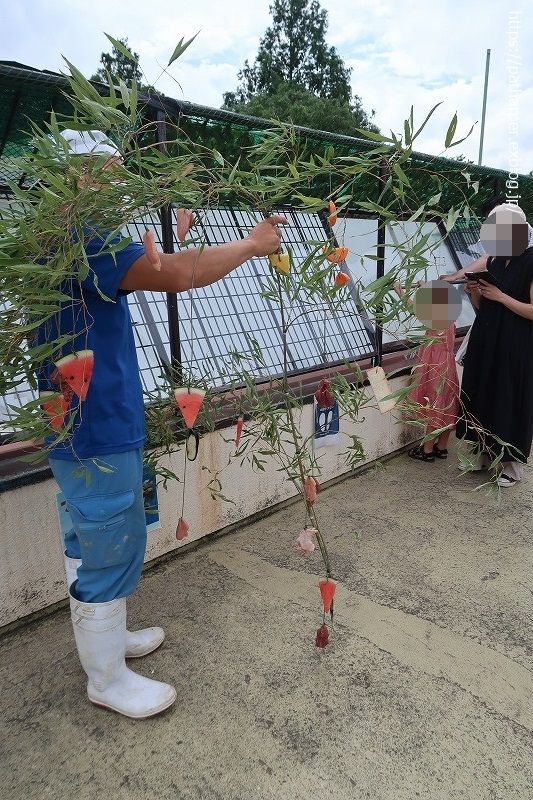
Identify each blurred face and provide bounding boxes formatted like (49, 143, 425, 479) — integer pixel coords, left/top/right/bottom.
(480, 207, 528, 258)
(414, 280, 462, 331)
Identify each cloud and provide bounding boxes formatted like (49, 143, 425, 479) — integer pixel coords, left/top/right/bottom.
(3, 0, 533, 173)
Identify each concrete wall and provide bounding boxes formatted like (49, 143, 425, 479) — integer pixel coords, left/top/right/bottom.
(0, 378, 414, 628)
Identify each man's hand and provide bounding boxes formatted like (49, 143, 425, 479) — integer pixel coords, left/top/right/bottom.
(246, 215, 288, 257)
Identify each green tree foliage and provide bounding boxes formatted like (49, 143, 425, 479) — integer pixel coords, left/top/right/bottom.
(232, 81, 377, 136)
(222, 0, 377, 134)
(90, 37, 149, 91)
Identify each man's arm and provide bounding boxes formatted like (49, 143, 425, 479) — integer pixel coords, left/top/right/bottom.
(439, 254, 488, 282)
(119, 215, 287, 292)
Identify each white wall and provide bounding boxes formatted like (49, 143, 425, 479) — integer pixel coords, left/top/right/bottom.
(0, 378, 414, 628)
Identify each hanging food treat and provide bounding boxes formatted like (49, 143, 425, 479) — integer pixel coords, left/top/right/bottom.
(315, 624, 329, 648)
(334, 272, 350, 287)
(176, 517, 190, 541)
(296, 527, 317, 554)
(176, 208, 194, 242)
(328, 200, 338, 227)
(319, 579, 337, 614)
(303, 476, 318, 505)
(235, 415, 244, 448)
(174, 387, 206, 429)
(143, 229, 161, 271)
(268, 251, 290, 275)
(54, 350, 94, 401)
(314, 378, 334, 409)
(40, 391, 70, 431)
(324, 246, 349, 264)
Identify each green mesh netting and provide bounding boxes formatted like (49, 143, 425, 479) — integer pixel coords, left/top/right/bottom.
(0, 61, 532, 219)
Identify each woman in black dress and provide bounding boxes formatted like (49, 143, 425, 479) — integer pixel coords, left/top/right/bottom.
(456, 245, 533, 486)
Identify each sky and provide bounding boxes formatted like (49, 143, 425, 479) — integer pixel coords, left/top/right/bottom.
(3, 0, 532, 174)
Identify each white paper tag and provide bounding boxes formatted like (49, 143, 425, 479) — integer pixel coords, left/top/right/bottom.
(366, 366, 397, 414)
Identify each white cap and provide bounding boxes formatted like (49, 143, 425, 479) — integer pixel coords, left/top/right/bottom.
(59, 129, 121, 158)
(488, 203, 526, 221)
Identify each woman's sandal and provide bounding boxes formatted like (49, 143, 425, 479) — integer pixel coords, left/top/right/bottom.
(433, 444, 448, 459)
(408, 445, 435, 462)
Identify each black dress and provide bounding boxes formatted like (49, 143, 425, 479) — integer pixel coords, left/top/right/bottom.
(456, 248, 533, 462)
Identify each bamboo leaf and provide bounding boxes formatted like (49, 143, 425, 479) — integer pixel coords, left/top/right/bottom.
(104, 33, 137, 63)
(446, 122, 477, 149)
(354, 129, 395, 143)
(411, 102, 442, 141)
(444, 113, 458, 148)
(118, 80, 130, 110)
(393, 162, 410, 186)
(403, 118, 411, 147)
(167, 32, 200, 67)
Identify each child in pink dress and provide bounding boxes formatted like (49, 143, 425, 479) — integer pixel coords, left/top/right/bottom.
(395, 283, 460, 462)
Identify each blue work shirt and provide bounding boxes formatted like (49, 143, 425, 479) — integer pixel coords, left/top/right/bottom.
(37, 230, 146, 460)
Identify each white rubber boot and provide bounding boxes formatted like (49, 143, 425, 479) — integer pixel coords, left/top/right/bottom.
(63, 553, 165, 658)
(69, 590, 176, 719)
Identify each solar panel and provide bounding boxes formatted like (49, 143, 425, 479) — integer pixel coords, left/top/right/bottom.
(124, 207, 376, 387)
(447, 221, 485, 266)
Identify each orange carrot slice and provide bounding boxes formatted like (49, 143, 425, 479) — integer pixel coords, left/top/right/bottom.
(143, 229, 161, 271)
(324, 246, 349, 264)
(328, 201, 337, 227)
(319, 579, 337, 614)
(334, 271, 350, 286)
(176, 517, 189, 541)
(174, 387, 205, 428)
(54, 350, 94, 401)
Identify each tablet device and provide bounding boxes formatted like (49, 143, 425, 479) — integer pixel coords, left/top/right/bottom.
(464, 270, 499, 287)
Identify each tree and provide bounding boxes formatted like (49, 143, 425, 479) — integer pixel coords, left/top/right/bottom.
(90, 37, 149, 91)
(222, 0, 377, 134)
(235, 81, 377, 135)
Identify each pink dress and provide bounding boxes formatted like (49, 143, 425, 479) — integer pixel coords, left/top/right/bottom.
(408, 324, 459, 429)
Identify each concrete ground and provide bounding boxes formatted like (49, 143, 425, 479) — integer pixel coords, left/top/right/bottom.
(1, 445, 532, 800)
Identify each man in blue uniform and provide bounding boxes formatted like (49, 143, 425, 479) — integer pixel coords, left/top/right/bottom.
(41, 129, 286, 718)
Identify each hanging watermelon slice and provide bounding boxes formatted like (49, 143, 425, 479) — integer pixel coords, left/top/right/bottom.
(319, 579, 337, 614)
(174, 387, 205, 429)
(40, 391, 70, 431)
(54, 350, 94, 401)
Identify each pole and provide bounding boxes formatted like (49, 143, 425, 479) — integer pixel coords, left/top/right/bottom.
(373, 160, 387, 366)
(478, 49, 491, 166)
(156, 111, 183, 383)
